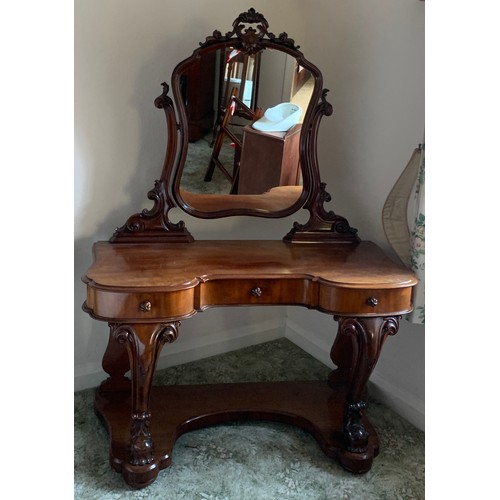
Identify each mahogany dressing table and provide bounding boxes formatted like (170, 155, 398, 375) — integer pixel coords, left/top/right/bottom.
(82, 9, 417, 489)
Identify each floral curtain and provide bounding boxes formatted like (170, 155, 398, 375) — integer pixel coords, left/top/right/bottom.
(382, 142, 425, 324)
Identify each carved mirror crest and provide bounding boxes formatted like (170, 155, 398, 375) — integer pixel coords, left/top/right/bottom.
(111, 8, 358, 244)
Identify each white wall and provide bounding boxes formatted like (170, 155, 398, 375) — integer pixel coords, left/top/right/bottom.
(75, 0, 424, 429)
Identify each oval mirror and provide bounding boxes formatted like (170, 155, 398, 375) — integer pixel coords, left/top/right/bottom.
(171, 39, 319, 218)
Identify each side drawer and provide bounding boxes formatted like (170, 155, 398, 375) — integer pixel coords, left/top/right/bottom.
(318, 284, 414, 316)
(86, 287, 197, 321)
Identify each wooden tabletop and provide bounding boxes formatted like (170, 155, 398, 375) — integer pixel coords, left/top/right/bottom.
(84, 240, 417, 291)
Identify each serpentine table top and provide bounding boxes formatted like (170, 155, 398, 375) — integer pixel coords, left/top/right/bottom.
(83, 240, 416, 321)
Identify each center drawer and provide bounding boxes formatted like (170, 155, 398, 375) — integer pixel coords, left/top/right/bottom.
(199, 278, 315, 307)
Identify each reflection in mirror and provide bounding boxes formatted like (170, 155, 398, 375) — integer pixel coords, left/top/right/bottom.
(178, 48, 315, 212)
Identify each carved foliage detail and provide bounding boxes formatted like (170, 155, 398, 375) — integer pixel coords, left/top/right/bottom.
(112, 323, 139, 351)
(111, 323, 181, 356)
(130, 410, 154, 465)
(343, 400, 369, 453)
(158, 322, 180, 345)
(202, 8, 299, 52)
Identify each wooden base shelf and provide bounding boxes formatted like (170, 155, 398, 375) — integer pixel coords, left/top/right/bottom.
(95, 380, 379, 488)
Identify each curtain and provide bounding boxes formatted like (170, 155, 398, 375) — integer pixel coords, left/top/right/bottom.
(382, 143, 425, 324)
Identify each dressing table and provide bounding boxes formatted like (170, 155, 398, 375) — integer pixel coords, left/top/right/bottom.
(82, 9, 417, 489)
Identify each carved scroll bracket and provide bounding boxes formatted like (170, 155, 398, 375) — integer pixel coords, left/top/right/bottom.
(284, 90, 359, 243)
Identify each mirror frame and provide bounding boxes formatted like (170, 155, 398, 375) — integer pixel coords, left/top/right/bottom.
(111, 8, 359, 244)
(172, 13, 319, 219)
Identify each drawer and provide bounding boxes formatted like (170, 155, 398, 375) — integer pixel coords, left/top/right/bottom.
(318, 284, 413, 316)
(86, 287, 197, 321)
(199, 278, 314, 307)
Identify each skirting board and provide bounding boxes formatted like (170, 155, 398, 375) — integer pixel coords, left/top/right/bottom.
(285, 318, 425, 431)
(74, 318, 285, 392)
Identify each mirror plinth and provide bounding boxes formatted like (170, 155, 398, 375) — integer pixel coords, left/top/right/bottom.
(110, 180, 194, 244)
(284, 183, 360, 244)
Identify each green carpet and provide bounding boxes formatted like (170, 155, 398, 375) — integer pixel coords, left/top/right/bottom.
(74, 339, 424, 499)
(181, 133, 236, 195)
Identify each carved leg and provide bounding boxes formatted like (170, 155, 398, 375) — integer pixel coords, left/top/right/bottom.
(111, 322, 180, 488)
(331, 316, 399, 472)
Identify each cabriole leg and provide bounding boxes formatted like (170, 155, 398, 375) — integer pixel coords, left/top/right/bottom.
(110, 322, 180, 488)
(331, 316, 399, 471)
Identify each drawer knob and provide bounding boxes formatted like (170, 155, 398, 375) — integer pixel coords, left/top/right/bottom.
(366, 297, 378, 307)
(251, 287, 263, 297)
(139, 300, 152, 312)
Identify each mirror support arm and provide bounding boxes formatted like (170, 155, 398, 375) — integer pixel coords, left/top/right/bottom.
(110, 83, 194, 243)
(284, 90, 359, 244)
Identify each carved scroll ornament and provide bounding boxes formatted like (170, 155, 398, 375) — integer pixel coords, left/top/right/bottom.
(201, 7, 299, 53)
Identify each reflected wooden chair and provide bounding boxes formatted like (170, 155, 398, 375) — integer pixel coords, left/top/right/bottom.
(221, 50, 259, 109)
(210, 50, 261, 147)
(204, 88, 263, 193)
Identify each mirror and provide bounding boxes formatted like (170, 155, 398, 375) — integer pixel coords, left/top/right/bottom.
(173, 44, 317, 216)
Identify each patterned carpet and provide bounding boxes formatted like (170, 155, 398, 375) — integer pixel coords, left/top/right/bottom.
(181, 132, 239, 195)
(74, 339, 424, 499)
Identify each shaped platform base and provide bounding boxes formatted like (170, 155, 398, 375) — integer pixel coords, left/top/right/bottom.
(94, 380, 379, 489)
